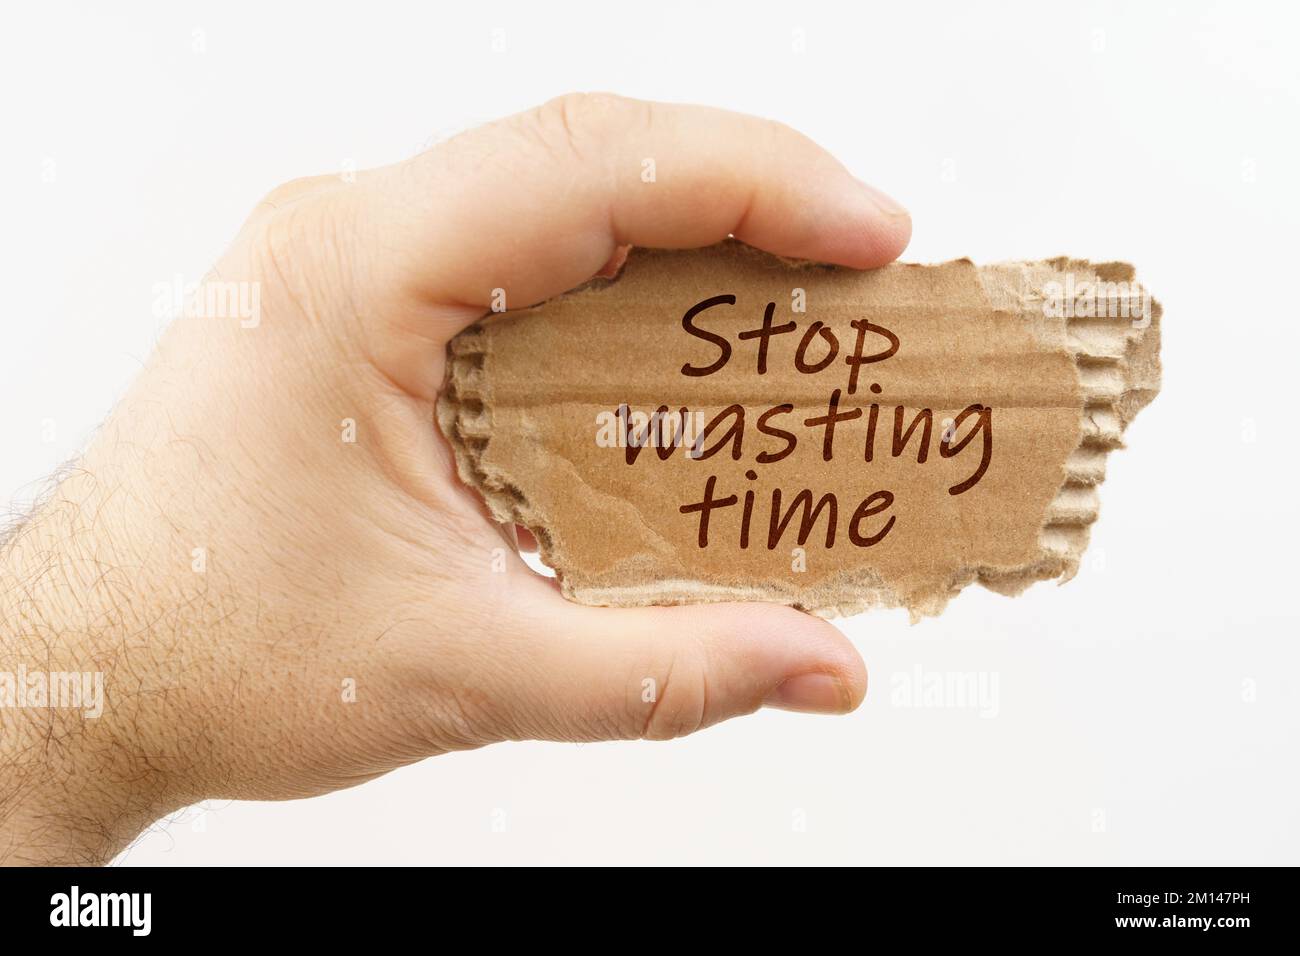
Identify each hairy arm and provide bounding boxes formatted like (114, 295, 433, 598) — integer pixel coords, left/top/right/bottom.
(0, 469, 177, 865)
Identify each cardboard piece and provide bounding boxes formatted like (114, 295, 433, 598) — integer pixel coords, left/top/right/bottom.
(438, 241, 1161, 618)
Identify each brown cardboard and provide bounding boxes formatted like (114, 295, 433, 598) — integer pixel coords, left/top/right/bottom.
(438, 240, 1161, 618)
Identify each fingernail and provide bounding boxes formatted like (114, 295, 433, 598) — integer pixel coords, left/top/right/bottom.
(858, 180, 910, 219)
(764, 673, 850, 714)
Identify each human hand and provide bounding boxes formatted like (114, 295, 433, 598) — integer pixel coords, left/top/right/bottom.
(0, 94, 910, 864)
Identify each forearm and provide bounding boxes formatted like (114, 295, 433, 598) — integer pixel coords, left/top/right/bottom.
(0, 472, 181, 865)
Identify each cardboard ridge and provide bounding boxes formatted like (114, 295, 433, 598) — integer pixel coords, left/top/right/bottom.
(438, 240, 1161, 619)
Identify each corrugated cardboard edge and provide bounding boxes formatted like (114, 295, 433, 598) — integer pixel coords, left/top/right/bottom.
(437, 244, 1162, 619)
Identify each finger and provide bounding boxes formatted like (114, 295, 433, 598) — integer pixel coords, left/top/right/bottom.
(489, 585, 868, 743)
(354, 94, 910, 395)
(242, 173, 359, 229)
(375, 93, 909, 306)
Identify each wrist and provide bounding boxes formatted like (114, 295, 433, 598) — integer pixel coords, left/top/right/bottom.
(0, 471, 186, 865)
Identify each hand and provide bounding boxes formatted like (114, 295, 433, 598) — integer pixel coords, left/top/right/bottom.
(0, 94, 910, 864)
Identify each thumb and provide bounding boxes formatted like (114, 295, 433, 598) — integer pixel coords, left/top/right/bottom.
(490, 587, 867, 743)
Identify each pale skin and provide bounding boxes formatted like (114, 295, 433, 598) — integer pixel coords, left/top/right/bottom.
(0, 94, 911, 865)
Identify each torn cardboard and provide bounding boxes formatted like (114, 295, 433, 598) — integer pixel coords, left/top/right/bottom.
(438, 240, 1161, 618)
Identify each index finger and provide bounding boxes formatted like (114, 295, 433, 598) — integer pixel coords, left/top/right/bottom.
(366, 93, 910, 311)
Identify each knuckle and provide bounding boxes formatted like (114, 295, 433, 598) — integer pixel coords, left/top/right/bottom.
(242, 197, 356, 321)
(638, 641, 709, 741)
(256, 174, 337, 211)
(254, 176, 315, 215)
(532, 92, 643, 155)
(394, 653, 506, 753)
(423, 685, 496, 750)
(386, 690, 492, 759)
(248, 202, 313, 288)
(757, 115, 799, 155)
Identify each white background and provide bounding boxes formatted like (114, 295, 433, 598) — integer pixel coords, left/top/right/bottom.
(2, 1, 1296, 865)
